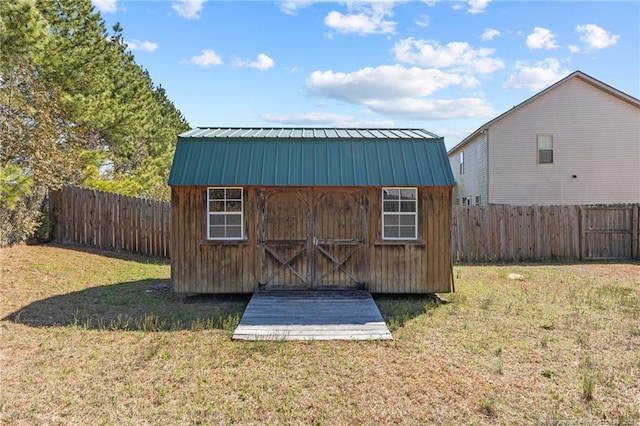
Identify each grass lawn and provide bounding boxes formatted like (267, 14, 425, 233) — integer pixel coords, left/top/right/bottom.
(1, 244, 639, 425)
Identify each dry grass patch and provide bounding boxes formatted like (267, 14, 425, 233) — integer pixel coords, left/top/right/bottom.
(1, 244, 639, 425)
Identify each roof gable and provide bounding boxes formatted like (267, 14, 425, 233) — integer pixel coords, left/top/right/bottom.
(169, 127, 455, 187)
(448, 71, 640, 155)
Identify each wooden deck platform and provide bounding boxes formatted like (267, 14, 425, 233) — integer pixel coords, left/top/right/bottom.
(232, 291, 392, 341)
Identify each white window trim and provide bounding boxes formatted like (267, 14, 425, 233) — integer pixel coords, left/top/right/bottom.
(382, 187, 418, 240)
(207, 187, 244, 240)
(459, 151, 464, 175)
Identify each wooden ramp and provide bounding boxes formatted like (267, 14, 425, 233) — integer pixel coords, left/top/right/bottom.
(233, 291, 392, 341)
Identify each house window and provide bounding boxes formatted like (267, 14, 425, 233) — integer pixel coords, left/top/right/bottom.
(207, 187, 243, 240)
(537, 134, 553, 164)
(462, 196, 471, 206)
(382, 188, 417, 240)
(475, 195, 481, 206)
(459, 151, 464, 175)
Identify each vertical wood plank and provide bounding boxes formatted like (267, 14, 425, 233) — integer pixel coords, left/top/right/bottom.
(632, 204, 639, 260)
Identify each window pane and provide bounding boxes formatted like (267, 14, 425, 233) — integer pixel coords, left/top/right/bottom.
(399, 226, 415, 239)
(210, 215, 225, 226)
(400, 189, 416, 200)
(383, 201, 399, 212)
(384, 215, 399, 226)
(400, 215, 416, 226)
(209, 226, 225, 238)
(539, 150, 553, 164)
(400, 201, 416, 213)
(209, 188, 225, 200)
(383, 189, 400, 200)
(226, 226, 242, 239)
(227, 214, 241, 226)
(384, 226, 398, 239)
(226, 188, 242, 200)
(226, 200, 242, 212)
(209, 201, 224, 212)
(537, 134, 553, 149)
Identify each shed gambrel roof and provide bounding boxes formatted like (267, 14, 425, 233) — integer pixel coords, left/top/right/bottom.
(168, 127, 455, 187)
(447, 70, 640, 156)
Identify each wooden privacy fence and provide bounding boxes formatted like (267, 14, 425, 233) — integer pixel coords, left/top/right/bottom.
(49, 186, 171, 258)
(452, 204, 640, 262)
(50, 186, 639, 262)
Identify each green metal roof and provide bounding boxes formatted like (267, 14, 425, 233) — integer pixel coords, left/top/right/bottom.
(168, 127, 455, 187)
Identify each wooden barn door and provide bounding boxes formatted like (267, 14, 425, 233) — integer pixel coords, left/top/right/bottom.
(313, 189, 367, 290)
(258, 188, 367, 290)
(259, 189, 312, 290)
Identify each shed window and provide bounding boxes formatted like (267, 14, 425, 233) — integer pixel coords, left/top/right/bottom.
(207, 187, 243, 240)
(382, 188, 417, 240)
(537, 134, 553, 164)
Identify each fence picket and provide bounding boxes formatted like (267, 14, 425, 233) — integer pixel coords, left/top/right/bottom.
(49, 186, 171, 259)
(49, 186, 638, 262)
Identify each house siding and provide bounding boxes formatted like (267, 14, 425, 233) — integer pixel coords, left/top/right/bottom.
(488, 77, 640, 205)
(449, 133, 488, 205)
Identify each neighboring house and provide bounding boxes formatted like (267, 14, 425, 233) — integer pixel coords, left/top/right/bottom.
(168, 127, 455, 294)
(448, 71, 640, 206)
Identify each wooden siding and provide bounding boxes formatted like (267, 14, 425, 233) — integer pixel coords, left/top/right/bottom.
(368, 186, 452, 293)
(49, 186, 171, 258)
(171, 186, 257, 293)
(449, 133, 488, 205)
(172, 185, 453, 294)
(488, 77, 640, 205)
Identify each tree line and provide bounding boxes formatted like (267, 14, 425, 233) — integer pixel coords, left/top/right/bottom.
(0, 0, 190, 245)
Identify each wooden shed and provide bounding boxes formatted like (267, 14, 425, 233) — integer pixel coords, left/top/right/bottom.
(168, 127, 456, 294)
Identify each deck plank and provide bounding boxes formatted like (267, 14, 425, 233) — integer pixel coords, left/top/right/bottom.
(233, 291, 392, 341)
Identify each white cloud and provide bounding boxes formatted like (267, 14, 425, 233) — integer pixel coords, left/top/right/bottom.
(306, 65, 475, 102)
(502, 59, 570, 91)
(481, 28, 500, 41)
(526, 27, 559, 50)
(569, 45, 580, 53)
(467, 0, 490, 14)
(393, 38, 505, 75)
(278, 1, 319, 15)
(190, 49, 222, 67)
(236, 53, 275, 71)
(366, 97, 497, 120)
(126, 40, 158, 52)
(261, 112, 393, 127)
(576, 24, 620, 49)
(172, 0, 205, 20)
(304, 65, 496, 120)
(416, 14, 430, 27)
(324, 2, 396, 36)
(92, 0, 117, 13)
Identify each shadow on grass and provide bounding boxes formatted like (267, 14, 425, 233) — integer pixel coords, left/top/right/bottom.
(374, 294, 446, 332)
(3, 279, 250, 332)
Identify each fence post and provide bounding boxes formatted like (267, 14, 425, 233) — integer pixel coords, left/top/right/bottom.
(632, 204, 639, 260)
(578, 205, 584, 261)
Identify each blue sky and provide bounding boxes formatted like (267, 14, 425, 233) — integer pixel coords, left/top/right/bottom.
(92, 0, 639, 149)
